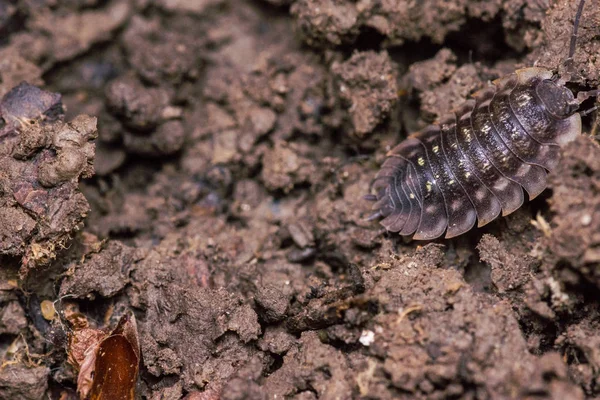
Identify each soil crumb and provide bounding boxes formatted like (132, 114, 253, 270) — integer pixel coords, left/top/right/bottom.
(1, 0, 599, 398)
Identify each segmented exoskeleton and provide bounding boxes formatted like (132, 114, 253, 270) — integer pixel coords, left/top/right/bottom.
(367, 0, 598, 240)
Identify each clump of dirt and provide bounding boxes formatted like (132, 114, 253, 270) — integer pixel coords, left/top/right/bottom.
(546, 135, 600, 284)
(1, 0, 600, 399)
(105, 74, 185, 156)
(401, 48, 496, 124)
(7, 1, 131, 69)
(331, 50, 399, 139)
(0, 364, 49, 400)
(532, 0, 600, 83)
(0, 82, 97, 275)
(290, 0, 546, 51)
(0, 48, 43, 99)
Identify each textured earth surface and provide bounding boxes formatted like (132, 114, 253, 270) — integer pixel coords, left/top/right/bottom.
(0, 0, 599, 399)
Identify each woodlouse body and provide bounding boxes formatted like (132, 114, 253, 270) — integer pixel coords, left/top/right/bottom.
(369, 67, 583, 240)
(368, 0, 599, 240)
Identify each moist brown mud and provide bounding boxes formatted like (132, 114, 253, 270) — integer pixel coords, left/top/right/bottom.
(0, 0, 599, 398)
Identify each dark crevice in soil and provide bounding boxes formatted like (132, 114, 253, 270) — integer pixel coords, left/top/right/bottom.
(446, 15, 522, 65)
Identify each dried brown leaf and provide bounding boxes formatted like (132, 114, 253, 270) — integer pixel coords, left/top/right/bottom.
(68, 313, 140, 400)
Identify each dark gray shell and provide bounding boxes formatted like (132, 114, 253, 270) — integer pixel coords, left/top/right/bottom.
(370, 67, 582, 240)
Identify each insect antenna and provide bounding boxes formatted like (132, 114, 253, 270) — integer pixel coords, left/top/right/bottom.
(563, 0, 599, 118)
(561, 0, 587, 83)
(568, 0, 587, 62)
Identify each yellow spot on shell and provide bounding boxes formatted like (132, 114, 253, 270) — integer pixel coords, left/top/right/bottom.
(418, 157, 425, 166)
(426, 181, 433, 192)
(432, 145, 439, 154)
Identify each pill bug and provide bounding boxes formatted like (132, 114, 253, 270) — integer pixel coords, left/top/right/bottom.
(366, 0, 599, 240)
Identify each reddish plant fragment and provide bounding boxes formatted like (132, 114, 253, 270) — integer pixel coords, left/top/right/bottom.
(68, 312, 140, 400)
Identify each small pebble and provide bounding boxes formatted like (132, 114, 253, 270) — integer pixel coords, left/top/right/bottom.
(40, 300, 56, 321)
(359, 330, 375, 346)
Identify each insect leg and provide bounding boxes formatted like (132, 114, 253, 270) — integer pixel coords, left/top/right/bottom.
(581, 106, 598, 117)
(577, 89, 600, 103)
